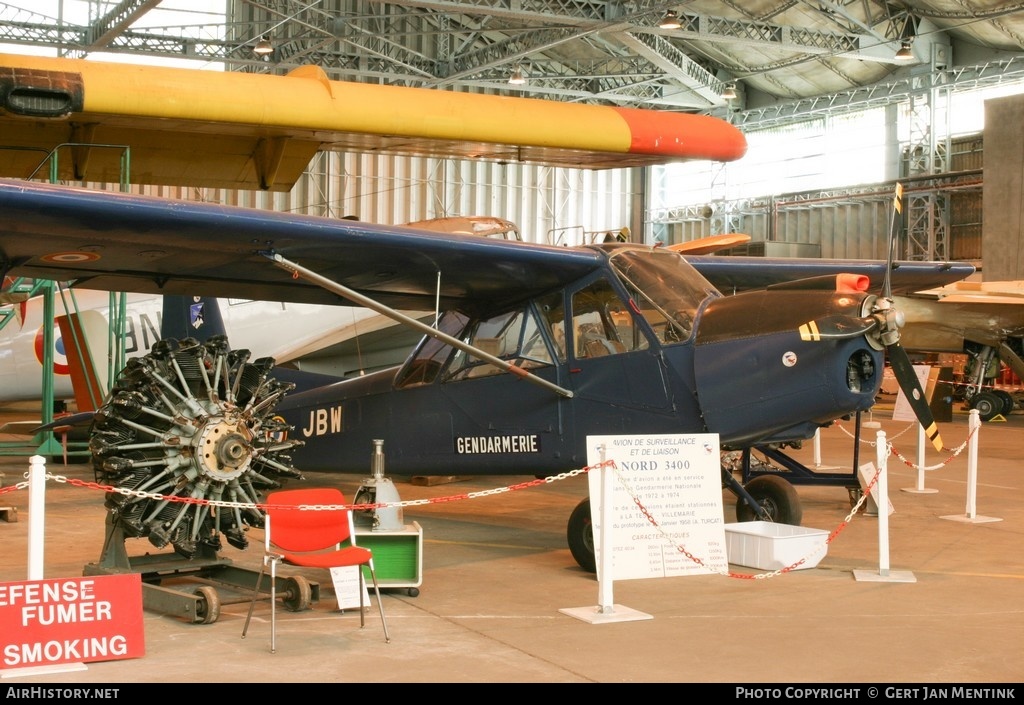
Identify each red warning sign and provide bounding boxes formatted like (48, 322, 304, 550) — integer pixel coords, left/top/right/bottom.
(0, 574, 145, 669)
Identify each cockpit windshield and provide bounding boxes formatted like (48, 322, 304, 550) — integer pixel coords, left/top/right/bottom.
(608, 247, 720, 342)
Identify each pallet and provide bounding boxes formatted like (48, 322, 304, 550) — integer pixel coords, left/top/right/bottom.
(0, 506, 17, 522)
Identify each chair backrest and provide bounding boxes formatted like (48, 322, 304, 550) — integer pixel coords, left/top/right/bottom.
(265, 487, 352, 553)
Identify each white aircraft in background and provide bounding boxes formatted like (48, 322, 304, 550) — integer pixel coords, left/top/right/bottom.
(0, 288, 411, 407)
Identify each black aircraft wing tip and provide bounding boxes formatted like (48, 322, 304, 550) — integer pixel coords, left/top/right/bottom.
(33, 411, 96, 433)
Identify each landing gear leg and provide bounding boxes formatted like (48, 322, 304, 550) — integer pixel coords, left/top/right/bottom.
(734, 475, 802, 525)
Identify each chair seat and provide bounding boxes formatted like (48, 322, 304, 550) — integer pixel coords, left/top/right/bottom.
(241, 487, 391, 652)
(282, 545, 373, 569)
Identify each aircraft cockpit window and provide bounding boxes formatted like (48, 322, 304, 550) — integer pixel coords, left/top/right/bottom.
(445, 306, 555, 381)
(608, 247, 720, 343)
(394, 311, 469, 389)
(571, 278, 647, 358)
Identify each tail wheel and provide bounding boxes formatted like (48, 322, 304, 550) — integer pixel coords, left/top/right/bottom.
(89, 335, 305, 559)
(735, 475, 802, 525)
(567, 498, 596, 573)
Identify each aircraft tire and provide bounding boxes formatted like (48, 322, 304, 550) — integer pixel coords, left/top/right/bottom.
(970, 391, 1003, 422)
(567, 498, 596, 573)
(735, 475, 802, 525)
(993, 389, 1015, 415)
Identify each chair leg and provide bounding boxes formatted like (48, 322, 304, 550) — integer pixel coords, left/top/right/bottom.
(269, 558, 278, 654)
(241, 556, 279, 653)
(366, 562, 391, 643)
(357, 569, 366, 628)
(241, 561, 267, 639)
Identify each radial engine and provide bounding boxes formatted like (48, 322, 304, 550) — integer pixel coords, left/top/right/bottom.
(89, 335, 304, 558)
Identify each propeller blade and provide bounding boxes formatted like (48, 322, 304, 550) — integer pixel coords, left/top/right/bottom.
(798, 315, 878, 341)
(888, 342, 943, 451)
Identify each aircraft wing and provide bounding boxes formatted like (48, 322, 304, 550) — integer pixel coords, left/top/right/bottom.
(0, 179, 603, 315)
(0, 53, 747, 191)
(687, 255, 975, 295)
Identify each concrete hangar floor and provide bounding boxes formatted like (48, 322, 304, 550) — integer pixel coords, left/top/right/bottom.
(0, 403, 1021, 684)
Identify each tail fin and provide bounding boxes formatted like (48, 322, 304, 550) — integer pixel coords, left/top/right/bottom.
(56, 309, 108, 412)
(160, 295, 227, 342)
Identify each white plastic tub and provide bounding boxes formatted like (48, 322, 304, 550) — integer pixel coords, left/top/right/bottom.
(724, 521, 828, 571)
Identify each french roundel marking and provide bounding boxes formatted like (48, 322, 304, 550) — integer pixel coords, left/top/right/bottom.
(34, 326, 70, 375)
(40, 252, 101, 263)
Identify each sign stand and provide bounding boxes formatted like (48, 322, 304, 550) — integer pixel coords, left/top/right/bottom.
(902, 423, 938, 494)
(560, 445, 652, 624)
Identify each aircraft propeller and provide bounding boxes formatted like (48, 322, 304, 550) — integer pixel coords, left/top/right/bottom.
(796, 185, 943, 451)
(872, 185, 944, 451)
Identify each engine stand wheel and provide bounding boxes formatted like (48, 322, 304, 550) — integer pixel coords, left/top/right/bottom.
(192, 585, 221, 624)
(567, 498, 596, 573)
(282, 575, 313, 612)
(735, 475, 802, 525)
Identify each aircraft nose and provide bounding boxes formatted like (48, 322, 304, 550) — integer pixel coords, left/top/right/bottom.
(692, 290, 882, 446)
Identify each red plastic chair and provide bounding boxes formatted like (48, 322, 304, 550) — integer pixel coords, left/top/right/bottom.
(241, 487, 391, 652)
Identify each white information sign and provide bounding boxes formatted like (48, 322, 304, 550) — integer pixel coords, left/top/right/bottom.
(586, 433, 728, 580)
(892, 365, 932, 422)
(329, 566, 371, 610)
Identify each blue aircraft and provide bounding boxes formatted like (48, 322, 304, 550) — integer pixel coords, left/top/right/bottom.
(0, 179, 974, 571)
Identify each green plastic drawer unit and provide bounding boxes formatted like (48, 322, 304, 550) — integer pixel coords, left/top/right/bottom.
(354, 522, 423, 596)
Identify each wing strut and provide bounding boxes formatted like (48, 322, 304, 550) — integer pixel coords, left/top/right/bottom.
(265, 252, 574, 399)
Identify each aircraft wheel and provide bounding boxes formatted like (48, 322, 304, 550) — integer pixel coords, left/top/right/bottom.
(993, 389, 1015, 415)
(567, 498, 596, 573)
(193, 586, 221, 624)
(735, 475, 802, 525)
(282, 575, 313, 612)
(970, 391, 1003, 422)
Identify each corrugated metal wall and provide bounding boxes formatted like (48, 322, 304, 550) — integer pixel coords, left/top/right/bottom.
(115, 134, 985, 265)
(652, 133, 986, 263)
(127, 152, 638, 248)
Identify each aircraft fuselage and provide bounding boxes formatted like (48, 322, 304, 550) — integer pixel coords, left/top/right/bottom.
(273, 245, 884, 476)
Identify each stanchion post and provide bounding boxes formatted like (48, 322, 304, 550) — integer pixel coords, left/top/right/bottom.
(28, 454, 46, 580)
(876, 430, 890, 577)
(965, 409, 980, 519)
(597, 444, 614, 613)
(940, 408, 1001, 524)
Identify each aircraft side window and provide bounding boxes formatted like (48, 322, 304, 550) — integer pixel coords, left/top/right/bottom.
(446, 306, 556, 381)
(536, 291, 567, 362)
(571, 279, 641, 358)
(395, 311, 468, 389)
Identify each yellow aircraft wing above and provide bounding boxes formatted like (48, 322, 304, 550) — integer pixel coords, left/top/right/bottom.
(0, 53, 747, 191)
